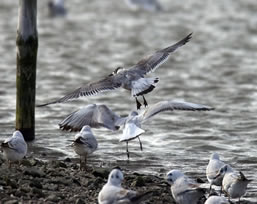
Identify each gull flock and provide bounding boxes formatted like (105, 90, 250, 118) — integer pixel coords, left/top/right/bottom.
(1, 33, 252, 203)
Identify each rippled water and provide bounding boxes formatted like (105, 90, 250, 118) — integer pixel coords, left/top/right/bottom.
(1, 0, 257, 201)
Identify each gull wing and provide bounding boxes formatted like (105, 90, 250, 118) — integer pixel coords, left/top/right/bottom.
(129, 33, 192, 76)
(59, 104, 121, 131)
(37, 74, 123, 107)
(2, 135, 26, 154)
(141, 100, 214, 122)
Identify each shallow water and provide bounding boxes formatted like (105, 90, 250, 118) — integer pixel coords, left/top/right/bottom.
(1, 0, 257, 202)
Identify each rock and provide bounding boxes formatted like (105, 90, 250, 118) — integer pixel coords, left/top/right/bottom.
(20, 159, 32, 167)
(92, 168, 109, 179)
(30, 179, 42, 189)
(24, 167, 45, 177)
(4, 200, 18, 204)
(64, 157, 71, 162)
(6, 178, 17, 189)
(131, 176, 145, 187)
(50, 177, 71, 186)
(73, 178, 81, 186)
(46, 194, 60, 202)
(50, 160, 67, 168)
(31, 187, 45, 198)
(75, 198, 85, 204)
(44, 183, 58, 191)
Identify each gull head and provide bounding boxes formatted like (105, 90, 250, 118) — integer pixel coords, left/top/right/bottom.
(210, 152, 220, 160)
(13, 130, 24, 140)
(109, 67, 124, 76)
(214, 164, 231, 179)
(108, 168, 124, 186)
(166, 170, 184, 185)
(80, 125, 93, 134)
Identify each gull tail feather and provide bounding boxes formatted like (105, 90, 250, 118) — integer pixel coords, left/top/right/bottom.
(120, 123, 145, 142)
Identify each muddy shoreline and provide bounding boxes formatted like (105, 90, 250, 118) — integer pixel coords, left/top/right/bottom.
(0, 149, 174, 204)
(0, 146, 253, 204)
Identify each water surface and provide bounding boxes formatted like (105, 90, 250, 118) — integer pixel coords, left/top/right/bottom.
(0, 0, 257, 201)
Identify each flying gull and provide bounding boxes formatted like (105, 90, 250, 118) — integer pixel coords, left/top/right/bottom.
(38, 33, 192, 110)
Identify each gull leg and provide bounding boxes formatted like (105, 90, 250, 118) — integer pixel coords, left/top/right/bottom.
(8, 160, 11, 168)
(142, 95, 148, 107)
(126, 141, 130, 159)
(84, 156, 87, 171)
(135, 97, 141, 110)
(79, 156, 82, 170)
(138, 137, 143, 151)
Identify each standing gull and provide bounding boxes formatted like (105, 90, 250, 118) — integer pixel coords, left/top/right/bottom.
(206, 153, 226, 193)
(215, 164, 252, 203)
(204, 195, 229, 204)
(98, 168, 152, 204)
(1, 130, 27, 168)
(38, 33, 192, 110)
(59, 100, 214, 158)
(166, 169, 207, 204)
(71, 125, 98, 170)
(124, 0, 163, 12)
(48, 0, 67, 17)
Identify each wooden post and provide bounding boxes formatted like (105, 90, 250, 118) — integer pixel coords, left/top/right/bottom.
(16, 0, 38, 141)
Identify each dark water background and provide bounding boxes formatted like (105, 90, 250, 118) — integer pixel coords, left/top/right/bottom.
(0, 0, 257, 201)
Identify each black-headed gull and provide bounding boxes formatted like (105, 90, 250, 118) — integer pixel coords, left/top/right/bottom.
(1, 130, 27, 168)
(59, 100, 214, 158)
(215, 164, 252, 203)
(166, 169, 207, 204)
(38, 33, 192, 110)
(98, 168, 152, 204)
(206, 153, 226, 192)
(71, 125, 98, 170)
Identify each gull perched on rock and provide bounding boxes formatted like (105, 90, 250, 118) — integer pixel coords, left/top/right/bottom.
(98, 168, 152, 204)
(59, 100, 214, 158)
(166, 169, 207, 204)
(1, 130, 27, 168)
(124, 0, 163, 12)
(38, 33, 192, 110)
(71, 125, 98, 170)
(215, 164, 252, 203)
(204, 195, 229, 204)
(206, 153, 226, 192)
(48, 0, 67, 17)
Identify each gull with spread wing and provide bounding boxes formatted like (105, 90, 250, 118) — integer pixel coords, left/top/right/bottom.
(59, 100, 214, 158)
(38, 33, 192, 110)
(1, 130, 27, 168)
(98, 168, 152, 204)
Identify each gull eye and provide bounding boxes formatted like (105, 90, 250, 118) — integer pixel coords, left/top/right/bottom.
(116, 175, 119, 179)
(111, 175, 114, 179)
